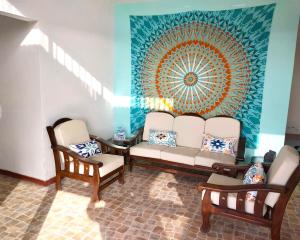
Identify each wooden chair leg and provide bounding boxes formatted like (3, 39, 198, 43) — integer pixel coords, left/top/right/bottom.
(201, 190, 212, 233)
(129, 157, 133, 172)
(91, 172, 100, 202)
(55, 173, 62, 190)
(271, 207, 285, 240)
(271, 224, 281, 240)
(118, 166, 125, 184)
(201, 211, 211, 233)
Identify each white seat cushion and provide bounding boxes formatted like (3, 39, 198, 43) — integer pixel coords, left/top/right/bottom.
(143, 112, 174, 141)
(160, 146, 200, 165)
(202, 173, 267, 215)
(265, 145, 299, 207)
(69, 154, 124, 177)
(130, 142, 168, 159)
(172, 115, 205, 149)
(205, 117, 240, 151)
(195, 151, 235, 167)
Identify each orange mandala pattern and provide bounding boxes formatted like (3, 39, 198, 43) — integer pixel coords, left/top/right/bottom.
(141, 22, 250, 117)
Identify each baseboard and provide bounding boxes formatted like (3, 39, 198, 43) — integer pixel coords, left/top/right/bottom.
(0, 169, 55, 186)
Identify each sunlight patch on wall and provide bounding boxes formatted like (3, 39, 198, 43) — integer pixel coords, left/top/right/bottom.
(52, 42, 102, 99)
(20, 27, 111, 103)
(0, 0, 23, 16)
(255, 133, 285, 157)
(112, 96, 174, 110)
(142, 97, 174, 111)
(21, 28, 49, 52)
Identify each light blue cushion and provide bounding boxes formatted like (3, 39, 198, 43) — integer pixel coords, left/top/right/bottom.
(243, 163, 266, 201)
(69, 139, 101, 158)
(148, 129, 176, 147)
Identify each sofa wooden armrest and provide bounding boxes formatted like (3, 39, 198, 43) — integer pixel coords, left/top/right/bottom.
(212, 161, 273, 178)
(236, 137, 246, 161)
(212, 163, 251, 177)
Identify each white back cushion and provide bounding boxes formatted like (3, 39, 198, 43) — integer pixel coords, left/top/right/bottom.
(205, 117, 240, 151)
(143, 112, 174, 141)
(54, 120, 90, 147)
(173, 115, 205, 148)
(265, 145, 299, 207)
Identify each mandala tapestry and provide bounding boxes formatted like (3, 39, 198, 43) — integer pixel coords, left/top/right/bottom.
(130, 4, 275, 148)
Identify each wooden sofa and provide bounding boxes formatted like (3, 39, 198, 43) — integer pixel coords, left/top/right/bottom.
(129, 111, 246, 176)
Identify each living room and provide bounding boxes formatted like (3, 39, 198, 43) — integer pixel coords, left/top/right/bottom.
(0, 0, 300, 239)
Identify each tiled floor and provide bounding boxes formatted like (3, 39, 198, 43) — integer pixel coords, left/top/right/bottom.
(0, 167, 300, 240)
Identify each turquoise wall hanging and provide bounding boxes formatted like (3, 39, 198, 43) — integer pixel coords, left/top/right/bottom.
(130, 4, 275, 149)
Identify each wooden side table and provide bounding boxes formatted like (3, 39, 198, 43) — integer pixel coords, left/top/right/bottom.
(107, 138, 133, 165)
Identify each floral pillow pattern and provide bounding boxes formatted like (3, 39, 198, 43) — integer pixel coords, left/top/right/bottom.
(243, 163, 266, 201)
(201, 134, 237, 156)
(148, 129, 176, 147)
(69, 139, 101, 158)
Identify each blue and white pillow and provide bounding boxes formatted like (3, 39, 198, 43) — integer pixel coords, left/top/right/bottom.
(243, 163, 266, 201)
(69, 139, 101, 158)
(148, 129, 176, 147)
(201, 134, 237, 156)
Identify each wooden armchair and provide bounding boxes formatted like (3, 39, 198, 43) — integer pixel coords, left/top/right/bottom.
(47, 118, 129, 202)
(198, 145, 300, 240)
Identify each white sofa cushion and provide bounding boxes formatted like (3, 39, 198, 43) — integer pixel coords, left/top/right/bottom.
(265, 145, 299, 207)
(54, 119, 90, 146)
(69, 154, 124, 177)
(160, 146, 200, 165)
(195, 151, 235, 167)
(130, 142, 168, 159)
(205, 117, 240, 151)
(143, 112, 174, 141)
(202, 173, 267, 215)
(172, 115, 205, 149)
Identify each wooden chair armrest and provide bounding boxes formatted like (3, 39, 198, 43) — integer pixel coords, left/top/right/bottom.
(212, 163, 251, 177)
(198, 182, 286, 194)
(52, 145, 103, 167)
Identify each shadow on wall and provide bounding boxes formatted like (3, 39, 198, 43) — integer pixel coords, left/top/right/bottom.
(0, 14, 36, 65)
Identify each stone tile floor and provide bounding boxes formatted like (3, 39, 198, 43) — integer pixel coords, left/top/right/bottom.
(0, 167, 299, 240)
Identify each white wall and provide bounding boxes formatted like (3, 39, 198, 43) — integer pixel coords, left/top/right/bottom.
(287, 22, 300, 134)
(0, 0, 115, 180)
(0, 15, 46, 179)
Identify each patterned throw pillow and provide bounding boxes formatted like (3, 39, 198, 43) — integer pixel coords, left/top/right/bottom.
(243, 163, 266, 201)
(201, 134, 237, 156)
(148, 129, 176, 147)
(69, 139, 101, 158)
